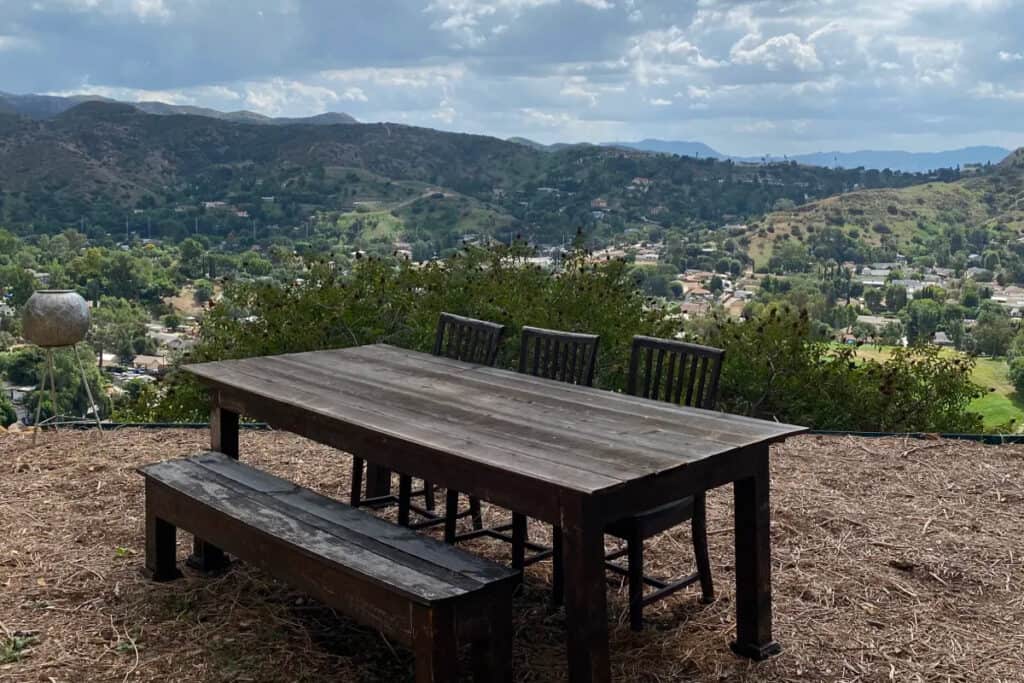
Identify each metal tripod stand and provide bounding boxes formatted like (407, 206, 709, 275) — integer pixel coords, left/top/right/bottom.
(31, 343, 104, 445)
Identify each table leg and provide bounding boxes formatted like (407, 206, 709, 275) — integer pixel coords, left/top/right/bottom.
(188, 401, 238, 572)
(561, 505, 611, 683)
(730, 445, 780, 660)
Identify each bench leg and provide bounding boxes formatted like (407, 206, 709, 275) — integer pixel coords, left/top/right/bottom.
(472, 593, 514, 683)
(412, 605, 458, 683)
(145, 498, 182, 582)
(188, 401, 237, 573)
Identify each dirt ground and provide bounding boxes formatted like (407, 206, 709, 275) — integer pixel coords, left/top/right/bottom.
(1, 429, 1022, 682)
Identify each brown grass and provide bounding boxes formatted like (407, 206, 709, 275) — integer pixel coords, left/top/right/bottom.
(1, 429, 1022, 682)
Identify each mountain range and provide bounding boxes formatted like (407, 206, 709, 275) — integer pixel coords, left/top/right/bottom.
(0, 92, 357, 126)
(0, 100, 951, 245)
(606, 139, 1011, 174)
(0, 92, 1011, 173)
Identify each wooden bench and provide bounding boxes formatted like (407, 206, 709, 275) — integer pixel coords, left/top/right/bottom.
(139, 452, 518, 683)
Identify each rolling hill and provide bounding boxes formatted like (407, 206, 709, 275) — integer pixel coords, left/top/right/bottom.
(0, 91, 357, 125)
(0, 101, 952, 247)
(608, 139, 1010, 173)
(744, 148, 1024, 265)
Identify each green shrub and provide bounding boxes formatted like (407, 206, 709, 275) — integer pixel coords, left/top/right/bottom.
(129, 248, 985, 433)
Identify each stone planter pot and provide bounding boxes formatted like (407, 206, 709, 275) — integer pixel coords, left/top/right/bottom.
(22, 290, 91, 348)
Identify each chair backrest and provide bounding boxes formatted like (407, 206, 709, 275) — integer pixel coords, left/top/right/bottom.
(433, 313, 506, 366)
(518, 326, 599, 387)
(627, 336, 724, 410)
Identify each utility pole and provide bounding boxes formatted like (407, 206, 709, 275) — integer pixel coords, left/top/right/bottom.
(125, 218, 129, 243)
(195, 217, 199, 235)
(147, 215, 151, 240)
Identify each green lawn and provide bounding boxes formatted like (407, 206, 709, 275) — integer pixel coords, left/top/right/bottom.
(850, 344, 1024, 432)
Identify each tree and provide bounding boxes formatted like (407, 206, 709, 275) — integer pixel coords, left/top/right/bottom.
(973, 304, 1014, 356)
(0, 394, 16, 427)
(162, 313, 183, 331)
(886, 285, 908, 312)
(863, 288, 884, 312)
(1010, 357, 1024, 395)
(89, 297, 150, 366)
(905, 299, 942, 344)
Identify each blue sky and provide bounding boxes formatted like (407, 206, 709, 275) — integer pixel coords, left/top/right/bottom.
(1, 0, 1023, 154)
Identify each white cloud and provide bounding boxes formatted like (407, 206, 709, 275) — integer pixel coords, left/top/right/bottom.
(971, 81, 1024, 101)
(44, 84, 196, 104)
(999, 50, 1023, 62)
(648, 97, 672, 106)
(0, 35, 36, 51)
(129, 0, 169, 20)
(576, 0, 614, 9)
(322, 66, 465, 89)
(242, 78, 340, 116)
(730, 33, 823, 72)
(341, 87, 368, 102)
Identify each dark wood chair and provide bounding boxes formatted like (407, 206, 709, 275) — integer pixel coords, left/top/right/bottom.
(501, 327, 600, 594)
(351, 313, 505, 533)
(603, 335, 724, 630)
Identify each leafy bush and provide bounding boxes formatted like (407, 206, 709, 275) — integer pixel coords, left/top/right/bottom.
(698, 304, 982, 433)
(131, 249, 985, 433)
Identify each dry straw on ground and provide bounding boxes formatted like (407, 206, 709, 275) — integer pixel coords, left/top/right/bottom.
(0, 429, 1022, 682)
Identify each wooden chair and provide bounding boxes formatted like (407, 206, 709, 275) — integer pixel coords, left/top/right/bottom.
(604, 335, 724, 630)
(351, 313, 505, 533)
(501, 327, 600, 594)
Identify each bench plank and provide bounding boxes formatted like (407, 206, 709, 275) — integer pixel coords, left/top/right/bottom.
(140, 456, 515, 604)
(188, 452, 515, 585)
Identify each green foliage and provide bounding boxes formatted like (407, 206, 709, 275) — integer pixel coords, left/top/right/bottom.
(1008, 357, 1024, 396)
(4, 347, 112, 422)
(0, 394, 16, 427)
(128, 250, 987, 433)
(133, 247, 675, 420)
(972, 304, 1015, 357)
(89, 297, 152, 364)
(699, 304, 982, 433)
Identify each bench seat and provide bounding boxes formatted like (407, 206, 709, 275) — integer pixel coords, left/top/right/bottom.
(139, 451, 518, 682)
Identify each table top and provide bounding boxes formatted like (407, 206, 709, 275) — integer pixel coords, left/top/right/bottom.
(185, 344, 805, 496)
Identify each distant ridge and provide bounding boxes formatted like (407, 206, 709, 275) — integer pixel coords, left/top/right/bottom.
(0, 91, 357, 126)
(607, 139, 1011, 173)
(775, 147, 1011, 174)
(605, 139, 724, 159)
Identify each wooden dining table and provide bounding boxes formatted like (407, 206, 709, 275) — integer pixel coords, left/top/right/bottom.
(184, 344, 806, 682)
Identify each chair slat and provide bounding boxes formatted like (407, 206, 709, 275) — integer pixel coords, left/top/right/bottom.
(627, 335, 724, 410)
(518, 326, 599, 388)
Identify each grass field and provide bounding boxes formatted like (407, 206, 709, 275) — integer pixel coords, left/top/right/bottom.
(851, 344, 1023, 431)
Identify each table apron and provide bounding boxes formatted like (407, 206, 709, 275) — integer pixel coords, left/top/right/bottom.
(212, 385, 575, 524)
(599, 444, 767, 524)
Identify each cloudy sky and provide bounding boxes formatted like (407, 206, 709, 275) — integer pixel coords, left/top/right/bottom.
(1, 0, 1023, 154)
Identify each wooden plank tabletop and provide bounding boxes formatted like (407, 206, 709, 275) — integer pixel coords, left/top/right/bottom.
(185, 344, 805, 496)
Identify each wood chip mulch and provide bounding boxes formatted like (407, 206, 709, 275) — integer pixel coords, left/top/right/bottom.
(0, 429, 1022, 682)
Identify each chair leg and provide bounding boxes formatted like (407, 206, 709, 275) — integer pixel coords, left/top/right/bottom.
(444, 491, 459, 544)
(423, 480, 436, 512)
(470, 496, 483, 530)
(398, 475, 412, 527)
(350, 457, 364, 507)
(692, 492, 714, 603)
(627, 531, 644, 631)
(551, 526, 564, 607)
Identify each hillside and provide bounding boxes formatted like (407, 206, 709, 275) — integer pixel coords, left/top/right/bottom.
(608, 139, 1010, 172)
(0, 101, 947, 247)
(0, 91, 357, 125)
(745, 148, 1024, 265)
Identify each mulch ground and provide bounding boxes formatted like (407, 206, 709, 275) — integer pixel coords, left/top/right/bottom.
(0, 429, 1022, 682)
